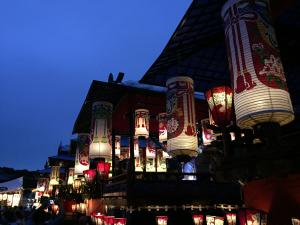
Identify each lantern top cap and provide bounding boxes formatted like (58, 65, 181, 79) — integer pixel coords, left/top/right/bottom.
(166, 76, 194, 85)
(92, 101, 113, 107)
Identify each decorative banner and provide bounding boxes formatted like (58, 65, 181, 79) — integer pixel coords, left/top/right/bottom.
(135, 109, 149, 138)
(67, 168, 75, 185)
(221, 0, 294, 128)
(115, 135, 121, 157)
(193, 214, 204, 225)
(166, 76, 198, 157)
(206, 216, 224, 225)
(205, 86, 233, 127)
(156, 216, 168, 225)
(90, 101, 113, 159)
(201, 118, 216, 145)
(75, 133, 90, 176)
(49, 166, 60, 185)
(238, 209, 267, 225)
(158, 113, 168, 143)
(226, 213, 236, 225)
(292, 218, 300, 225)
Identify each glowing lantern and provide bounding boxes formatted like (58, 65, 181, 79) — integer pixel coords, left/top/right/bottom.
(206, 216, 224, 225)
(49, 166, 60, 185)
(75, 133, 90, 176)
(76, 203, 80, 212)
(95, 214, 104, 225)
(156, 216, 168, 225)
(83, 169, 96, 183)
(113, 218, 127, 225)
(67, 168, 75, 185)
(90, 101, 113, 159)
(0, 194, 2, 201)
(73, 178, 82, 191)
(193, 214, 204, 225)
(201, 118, 216, 145)
(97, 161, 111, 179)
(3, 193, 7, 201)
(135, 109, 149, 138)
(292, 218, 300, 225)
(52, 204, 59, 214)
(226, 213, 236, 225)
(71, 204, 76, 212)
(48, 185, 53, 195)
(146, 141, 156, 159)
(80, 202, 87, 214)
(166, 76, 198, 157)
(104, 216, 115, 225)
(221, 0, 294, 129)
(238, 209, 267, 225)
(158, 113, 168, 142)
(205, 86, 233, 127)
(115, 135, 121, 157)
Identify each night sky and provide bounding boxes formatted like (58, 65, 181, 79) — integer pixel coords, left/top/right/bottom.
(0, 1, 192, 170)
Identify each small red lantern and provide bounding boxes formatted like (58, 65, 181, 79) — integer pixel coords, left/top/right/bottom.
(193, 214, 204, 225)
(238, 209, 267, 225)
(97, 162, 111, 179)
(83, 169, 97, 183)
(156, 216, 168, 225)
(113, 218, 127, 225)
(104, 216, 115, 225)
(205, 86, 233, 127)
(226, 213, 236, 225)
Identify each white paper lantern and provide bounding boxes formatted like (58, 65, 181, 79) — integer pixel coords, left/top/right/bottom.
(89, 101, 113, 159)
(75, 133, 90, 175)
(0, 194, 2, 201)
(114, 135, 121, 157)
(146, 141, 156, 159)
(221, 0, 294, 129)
(158, 113, 168, 142)
(3, 193, 7, 201)
(49, 166, 60, 185)
(129, 136, 140, 158)
(206, 216, 224, 225)
(67, 168, 75, 185)
(135, 109, 149, 138)
(166, 76, 198, 157)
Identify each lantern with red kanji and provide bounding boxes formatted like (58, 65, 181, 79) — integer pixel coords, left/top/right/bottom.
(83, 169, 96, 183)
(226, 213, 236, 225)
(205, 86, 233, 127)
(238, 209, 267, 225)
(156, 216, 168, 225)
(135, 109, 149, 138)
(193, 214, 204, 225)
(206, 216, 224, 225)
(113, 218, 127, 225)
(158, 113, 168, 143)
(97, 161, 111, 179)
(221, 0, 294, 129)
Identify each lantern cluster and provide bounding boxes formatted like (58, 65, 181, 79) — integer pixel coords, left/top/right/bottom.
(90, 213, 127, 225)
(221, 0, 294, 129)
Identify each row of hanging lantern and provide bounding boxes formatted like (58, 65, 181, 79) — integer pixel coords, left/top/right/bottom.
(90, 212, 127, 225)
(71, 202, 87, 214)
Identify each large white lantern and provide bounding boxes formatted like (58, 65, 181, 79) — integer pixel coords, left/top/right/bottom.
(221, 0, 294, 129)
(115, 135, 121, 157)
(75, 133, 90, 176)
(158, 113, 168, 143)
(166, 76, 198, 157)
(89, 101, 113, 159)
(49, 166, 60, 185)
(135, 109, 149, 138)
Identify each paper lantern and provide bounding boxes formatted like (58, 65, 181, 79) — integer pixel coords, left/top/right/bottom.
(67, 168, 75, 185)
(238, 209, 267, 225)
(80, 202, 87, 214)
(0, 194, 2, 201)
(115, 135, 121, 156)
(95, 214, 104, 225)
(193, 214, 204, 225)
(90, 101, 113, 159)
(3, 193, 7, 201)
(205, 86, 233, 127)
(135, 109, 149, 138)
(206, 216, 224, 225)
(158, 113, 168, 142)
(49, 166, 60, 185)
(292, 218, 300, 225)
(201, 118, 216, 145)
(97, 161, 111, 179)
(221, 0, 294, 129)
(166, 76, 198, 157)
(104, 216, 115, 225)
(226, 213, 236, 225)
(71, 204, 76, 212)
(48, 185, 53, 194)
(156, 216, 168, 225)
(146, 141, 156, 159)
(75, 133, 90, 176)
(73, 178, 82, 190)
(83, 169, 96, 183)
(113, 218, 127, 225)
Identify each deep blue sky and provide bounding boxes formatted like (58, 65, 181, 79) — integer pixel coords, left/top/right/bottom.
(0, 1, 191, 170)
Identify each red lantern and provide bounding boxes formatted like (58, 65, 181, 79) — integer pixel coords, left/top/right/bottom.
(205, 86, 233, 127)
(113, 218, 127, 225)
(238, 209, 267, 225)
(104, 216, 115, 225)
(97, 162, 111, 179)
(95, 214, 104, 225)
(226, 213, 236, 225)
(156, 216, 168, 225)
(83, 169, 97, 183)
(193, 214, 204, 225)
